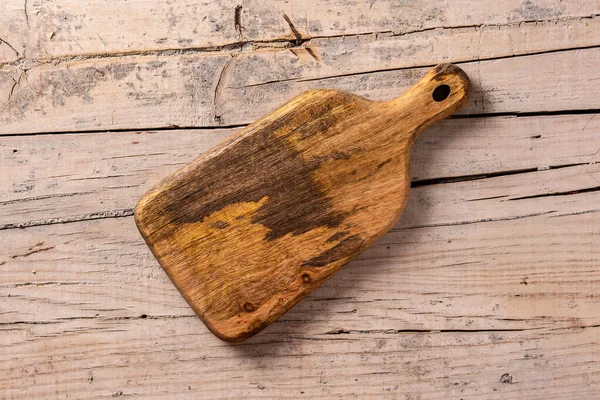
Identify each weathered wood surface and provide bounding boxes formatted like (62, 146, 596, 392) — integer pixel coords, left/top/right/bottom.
(2, 0, 598, 60)
(1, 175, 599, 398)
(2, 12, 600, 134)
(1, 0, 600, 397)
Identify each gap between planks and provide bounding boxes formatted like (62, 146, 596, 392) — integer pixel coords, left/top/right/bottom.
(1, 108, 599, 139)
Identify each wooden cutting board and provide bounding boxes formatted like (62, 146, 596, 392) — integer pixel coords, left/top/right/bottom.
(135, 63, 471, 342)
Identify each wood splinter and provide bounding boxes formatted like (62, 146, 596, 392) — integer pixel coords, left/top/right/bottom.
(135, 63, 472, 342)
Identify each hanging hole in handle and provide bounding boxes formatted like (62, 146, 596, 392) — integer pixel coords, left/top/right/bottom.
(432, 84, 451, 102)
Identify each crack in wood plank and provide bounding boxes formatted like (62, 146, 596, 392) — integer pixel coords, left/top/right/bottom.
(5, 69, 27, 103)
(213, 54, 237, 122)
(0, 314, 196, 326)
(411, 162, 590, 188)
(0, 191, 94, 206)
(325, 328, 530, 335)
(0, 37, 20, 57)
(3, 13, 598, 69)
(0, 209, 134, 231)
(241, 44, 600, 88)
(548, 208, 600, 219)
(234, 4, 243, 41)
(389, 13, 600, 38)
(509, 186, 600, 201)
(23, 0, 29, 28)
(0, 281, 99, 288)
(11, 246, 55, 259)
(396, 210, 558, 231)
(281, 11, 305, 46)
(0, 123, 250, 138)
(6, 78, 18, 103)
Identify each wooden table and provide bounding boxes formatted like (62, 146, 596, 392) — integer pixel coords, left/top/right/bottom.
(1, 1, 599, 398)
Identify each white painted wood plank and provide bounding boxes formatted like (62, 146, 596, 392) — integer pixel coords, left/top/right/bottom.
(2, 18, 600, 134)
(0, 211, 599, 397)
(1, 317, 599, 399)
(219, 47, 600, 123)
(1, 0, 597, 61)
(230, 15, 600, 88)
(1, 53, 231, 133)
(2, 114, 598, 227)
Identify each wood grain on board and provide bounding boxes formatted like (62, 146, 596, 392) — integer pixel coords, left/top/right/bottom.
(134, 65, 470, 341)
(1, 0, 600, 397)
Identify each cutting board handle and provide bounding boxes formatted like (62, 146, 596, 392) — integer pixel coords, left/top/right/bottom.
(388, 63, 471, 141)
